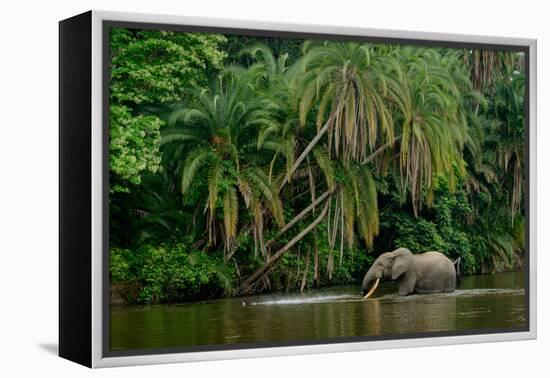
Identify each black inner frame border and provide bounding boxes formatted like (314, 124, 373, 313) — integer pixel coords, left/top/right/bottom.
(101, 19, 531, 358)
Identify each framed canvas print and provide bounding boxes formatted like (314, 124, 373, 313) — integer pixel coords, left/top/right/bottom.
(59, 10, 537, 368)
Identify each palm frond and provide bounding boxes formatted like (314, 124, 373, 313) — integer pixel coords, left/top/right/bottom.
(223, 187, 239, 249)
(313, 146, 336, 191)
(180, 148, 213, 194)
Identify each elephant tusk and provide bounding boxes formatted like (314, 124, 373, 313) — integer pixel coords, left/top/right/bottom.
(363, 278, 380, 300)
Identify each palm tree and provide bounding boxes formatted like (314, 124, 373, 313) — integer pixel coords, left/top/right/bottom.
(161, 70, 285, 258)
(281, 42, 396, 187)
(238, 44, 299, 184)
(464, 49, 524, 93)
(238, 43, 398, 292)
(321, 156, 379, 278)
(238, 45, 485, 292)
(387, 47, 470, 216)
(239, 44, 291, 85)
(487, 68, 525, 221)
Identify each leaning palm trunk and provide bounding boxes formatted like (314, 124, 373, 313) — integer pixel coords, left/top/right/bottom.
(226, 191, 332, 264)
(239, 131, 399, 294)
(300, 247, 310, 292)
(282, 127, 398, 194)
(237, 201, 330, 295)
(361, 136, 401, 165)
(279, 120, 331, 190)
(313, 233, 320, 287)
(265, 190, 332, 250)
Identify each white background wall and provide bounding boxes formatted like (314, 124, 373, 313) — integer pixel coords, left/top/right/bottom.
(0, 0, 546, 376)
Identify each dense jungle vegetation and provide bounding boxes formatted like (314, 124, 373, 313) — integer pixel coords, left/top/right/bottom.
(108, 28, 526, 304)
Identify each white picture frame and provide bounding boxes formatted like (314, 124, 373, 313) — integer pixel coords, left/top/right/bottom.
(59, 10, 537, 368)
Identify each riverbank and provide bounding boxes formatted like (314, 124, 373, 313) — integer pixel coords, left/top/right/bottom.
(110, 261, 525, 305)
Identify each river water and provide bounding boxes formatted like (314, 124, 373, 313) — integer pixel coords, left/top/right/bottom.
(110, 272, 526, 351)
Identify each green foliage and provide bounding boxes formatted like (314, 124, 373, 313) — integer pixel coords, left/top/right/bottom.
(162, 69, 285, 254)
(380, 177, 510, 274)
(386, 214, 446, 253)
(294, 42, 394, 160)
(391, 47, 470, 216)
(110, 247, 134, 282)
(487, 69, 526, 219)
(109, 28, 227, 192)
(222, 35, 304, 67)
(111, 244, 236, 303)
(267, 237, 374, 291)
(110, 28, 226, 105)
(109, 105, 162, 190)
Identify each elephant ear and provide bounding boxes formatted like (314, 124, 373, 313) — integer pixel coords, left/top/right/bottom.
(391, 248, 414, 280)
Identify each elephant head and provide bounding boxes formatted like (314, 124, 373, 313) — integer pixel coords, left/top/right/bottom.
(362, 248, 414, 299)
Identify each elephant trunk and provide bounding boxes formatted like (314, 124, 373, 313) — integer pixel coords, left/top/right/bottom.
(361, 271, 373, 295)
(361, 269, 380, 299)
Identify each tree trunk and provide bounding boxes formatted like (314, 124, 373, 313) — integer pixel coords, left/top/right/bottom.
(313, 233, 319, 288)
(237, 201, 330, 294)
(300, 246, 310, 292)
(361, 136, 401, 165)
(224, 224, 252, 262)
(279, 120, 331, 190)
(265, 190, 332, 250)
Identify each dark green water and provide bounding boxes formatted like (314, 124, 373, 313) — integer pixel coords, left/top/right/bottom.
(110, 272, 526, 351)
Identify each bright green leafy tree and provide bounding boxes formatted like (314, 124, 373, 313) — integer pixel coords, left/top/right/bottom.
(109, 28, 227, 191)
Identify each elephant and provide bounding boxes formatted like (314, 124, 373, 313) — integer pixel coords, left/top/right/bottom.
(361, 247, 461, 299)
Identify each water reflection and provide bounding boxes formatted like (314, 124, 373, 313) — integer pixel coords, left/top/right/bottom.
(110, 272, 526, 351)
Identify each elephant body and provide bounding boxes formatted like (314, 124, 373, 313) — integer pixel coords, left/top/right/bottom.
(362, 248, 461, 297)
(397, 251, 457, 295)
